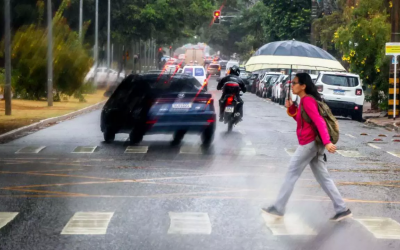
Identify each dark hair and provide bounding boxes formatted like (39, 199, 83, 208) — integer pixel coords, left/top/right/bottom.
(295, 73, 322, 101)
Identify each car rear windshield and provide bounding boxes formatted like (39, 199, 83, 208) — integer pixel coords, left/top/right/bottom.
(183, 68, 193, 75)
(209, 65, 219, 69)
(195, 68, 204, 76)
(321, 74, 359, 87)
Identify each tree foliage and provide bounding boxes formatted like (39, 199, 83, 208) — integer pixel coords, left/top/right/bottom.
(334, 0, 390, 108)
(11, 0, 93, 100)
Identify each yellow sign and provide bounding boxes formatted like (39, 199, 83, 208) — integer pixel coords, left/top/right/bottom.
(386, 43, 400, 55)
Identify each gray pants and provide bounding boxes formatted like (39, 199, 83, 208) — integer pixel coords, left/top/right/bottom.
(274, 141, 347, 214)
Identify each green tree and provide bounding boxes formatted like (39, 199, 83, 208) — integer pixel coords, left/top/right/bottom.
(334, 0, 391, 109)
(11, 0, 93, 100)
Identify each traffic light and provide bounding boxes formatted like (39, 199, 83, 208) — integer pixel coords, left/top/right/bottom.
(213, 10, 221, 24)
(126, 51, 130, 60)
(169, 46, 172, 49)
(159, 47, 162, 52)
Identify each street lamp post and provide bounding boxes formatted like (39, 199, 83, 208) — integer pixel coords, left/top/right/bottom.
(4, 0, 12, 115)
(79, 0, 83, 39)
(107, 0, 111, 70)
(47, 0, 53, 106)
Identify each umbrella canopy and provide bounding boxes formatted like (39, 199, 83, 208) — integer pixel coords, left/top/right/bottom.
(245, 40, 346, 72)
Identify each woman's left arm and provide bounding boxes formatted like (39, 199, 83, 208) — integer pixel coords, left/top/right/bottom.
(303, 97, 331, 145)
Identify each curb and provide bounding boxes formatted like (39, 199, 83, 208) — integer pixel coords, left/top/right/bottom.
(0, 100, 106, 143)
(366, 119, 400, 133)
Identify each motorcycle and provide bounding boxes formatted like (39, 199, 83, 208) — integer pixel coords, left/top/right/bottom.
(223, 93, 242, 132)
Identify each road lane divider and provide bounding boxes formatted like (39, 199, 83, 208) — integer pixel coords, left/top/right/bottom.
(61, 212, 114, 235)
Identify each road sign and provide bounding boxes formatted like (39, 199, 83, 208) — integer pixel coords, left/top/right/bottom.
(386, 43, 400, 55)
(393, 56, 398, 64)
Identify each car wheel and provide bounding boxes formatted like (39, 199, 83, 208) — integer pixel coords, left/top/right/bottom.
(202, 126, 214, 146)
(129, 129, 143, 144)
(103, 130, 115, 143)
(172, 130, 186, 145)
(351, 107, 363, 122)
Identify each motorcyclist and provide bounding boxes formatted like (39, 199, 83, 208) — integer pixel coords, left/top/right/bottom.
(217, 65, 246, 122)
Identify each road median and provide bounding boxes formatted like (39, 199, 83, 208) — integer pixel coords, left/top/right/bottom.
(0, 90, 107, 143)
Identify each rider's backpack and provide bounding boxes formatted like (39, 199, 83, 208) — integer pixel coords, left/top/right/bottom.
(301, 95, 339, 145)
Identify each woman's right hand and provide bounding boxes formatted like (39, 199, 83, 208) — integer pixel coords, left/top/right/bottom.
(325, 143, 337, 154)
(285, 99, 293, 108)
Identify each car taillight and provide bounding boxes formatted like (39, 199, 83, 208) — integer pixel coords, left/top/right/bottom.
(146, 120, 157, 124)
(207, 119, 215, 123)
(219, 67, 221, 71)
(227, 96, 234, 105)
(317, 85, 323, 92)
(356, 89, 362, 95)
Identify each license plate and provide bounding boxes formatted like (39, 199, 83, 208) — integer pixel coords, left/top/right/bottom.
(172, 103, 192, 109)
(333, 90, 345, 95)
(225, 106, 234, 113)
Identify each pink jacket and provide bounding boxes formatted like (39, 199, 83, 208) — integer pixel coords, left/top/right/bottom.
(287, 96, 331, 146)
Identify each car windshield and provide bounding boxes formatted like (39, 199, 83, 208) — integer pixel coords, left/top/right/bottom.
(321, 74, 359, 87)
(209, 65, 219, 69)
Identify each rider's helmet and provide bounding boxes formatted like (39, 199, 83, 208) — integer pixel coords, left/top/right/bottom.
(229, 65, 240, 76)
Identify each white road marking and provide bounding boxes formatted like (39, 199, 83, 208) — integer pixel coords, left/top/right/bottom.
(125, 146, 148, 154)
(387, 152, 400, 158)
(236, 148, 257, 156)
(244, 140, 253, 146)
(285, 148, 297, 156)
(0, 212, 18, 229)
(368, 143, 381, 149)
(336, 150, 364, 158)
(345, 134, 356, 139)
(15, 146, 46, 154)
(355, 217, 400, 239)
(262, 212, 316, 236)
(72, 146, 97, 154)
(61, 212, 114, 235)
(168, 212, 212, 235)
(180, 146, 202, 154)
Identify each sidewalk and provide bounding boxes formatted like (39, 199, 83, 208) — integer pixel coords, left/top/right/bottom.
(362, 102, 400, 133)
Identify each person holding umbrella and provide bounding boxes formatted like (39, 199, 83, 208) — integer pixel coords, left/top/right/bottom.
(262, 73, 352, 222)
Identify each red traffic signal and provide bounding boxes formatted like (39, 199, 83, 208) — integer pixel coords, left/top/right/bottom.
(159, 47, 162, 52)
(169, 46, 172, 49)
(213, 10, 221, 17)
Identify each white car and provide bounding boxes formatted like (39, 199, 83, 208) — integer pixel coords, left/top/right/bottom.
(257, 72, 282, 97)
(182, 65, 208, 91)
(84, 67, 125, 87)
(224, 60, 239, 76)
(273, 75, 289, 104)
(315, 72, 364, 121)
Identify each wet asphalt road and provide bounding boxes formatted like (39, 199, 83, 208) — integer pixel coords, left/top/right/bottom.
(1, 77, 400, 250)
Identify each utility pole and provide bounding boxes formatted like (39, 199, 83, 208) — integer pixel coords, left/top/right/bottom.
(389, 0, 400, 119)
(107, 0, 111, 70)
(47, 0, 53, 106)
(79, 0, 83, 39)
(4, 0, 12, 115)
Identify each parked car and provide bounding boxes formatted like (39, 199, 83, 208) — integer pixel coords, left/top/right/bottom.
(219, 60, 228, 69)
(273, 75, 289, 104)
(182, 65, 208, 91)
(239, 68, 252, 85)
(257, 75, 271, 97)
(257, 72, 282, 97)
(315, 72, 364, 121)
(85, 67, 126, 87)
(265, 75, 280, 98)
(207, 63, 221, 77)
(101, 73, 216, 145)
(253, 73, 265, 94)
(248, 73, 259, 93)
